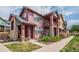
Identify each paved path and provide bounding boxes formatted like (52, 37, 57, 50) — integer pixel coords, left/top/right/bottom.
(32, 36, 74, 52)
(0, 43, 11, 52)
(0, 36, 74, 52)
(29, 40, 47, 47)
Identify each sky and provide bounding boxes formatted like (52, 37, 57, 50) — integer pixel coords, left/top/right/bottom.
(0, 6, 79, 29)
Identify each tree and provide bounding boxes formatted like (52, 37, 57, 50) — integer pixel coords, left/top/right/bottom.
(70, 25, 79, 32)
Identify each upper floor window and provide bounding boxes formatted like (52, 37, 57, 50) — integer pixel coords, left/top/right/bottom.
(59, 28, 61, 32)
(21, 13, 28, 21)
(35, 27, 43, 33)
(53, 18, 57, 22)
(24, 13, 27, 18)
(35, 16, 42, 22)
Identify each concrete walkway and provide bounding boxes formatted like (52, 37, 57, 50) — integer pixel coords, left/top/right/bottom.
(32, 36, 74, 52)
(29, 40, 47, 47)
(0, 36, 74, 52)
(0, 43, 11, 52)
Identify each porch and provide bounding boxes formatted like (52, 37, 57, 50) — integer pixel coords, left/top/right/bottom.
(18, 24, 36, 41)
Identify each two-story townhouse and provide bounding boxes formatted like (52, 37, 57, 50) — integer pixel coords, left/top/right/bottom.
(9, 7, 67, 41)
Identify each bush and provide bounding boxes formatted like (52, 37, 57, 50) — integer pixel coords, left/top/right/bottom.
(40, 35, 62, 42)
(59, 34, 64, 38)
(52, 36, 62, 42)
(40, 36, 50, 42)
(49, 36, 62, 42)
(74, 33, 79, 36)
(75, 36, 79, 41)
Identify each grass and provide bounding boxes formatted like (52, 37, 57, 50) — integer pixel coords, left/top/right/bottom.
(60, 36, 79, 52)
(5, 42, 41, 52)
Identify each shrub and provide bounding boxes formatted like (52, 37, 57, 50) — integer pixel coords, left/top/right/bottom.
(60, 34, 64, 38)
(40, 36, 50, 42)
(40, 35, 62, 42)
(75, 36, 79, 41)
(51, 36, 62, 42)
(74, 33, 79, 36)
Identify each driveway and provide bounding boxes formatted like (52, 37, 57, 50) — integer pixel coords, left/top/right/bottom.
(32, 36, 74, 52)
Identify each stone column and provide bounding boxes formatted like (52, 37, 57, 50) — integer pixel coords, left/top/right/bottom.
(21, 24, 25, 41)
(50, 15, 54, 36)
(33, 27, 35, 39)
(13, 16, 18, 40)
(57, 18, 59, 36)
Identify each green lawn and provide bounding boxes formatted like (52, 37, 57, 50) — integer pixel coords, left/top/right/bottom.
(60, 36, 79, 52)
(5, 42, 41, 52)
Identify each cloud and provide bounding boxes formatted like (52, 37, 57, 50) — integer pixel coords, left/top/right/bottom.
(0, 6, 52, 20)
(54, 6, 79, 29)
(56, 6, 79, 16)
(0, 6, 22, 20)
(62, 11, 74, 16)
(61, 11, 79, 16)
(67, 19, 79, 29)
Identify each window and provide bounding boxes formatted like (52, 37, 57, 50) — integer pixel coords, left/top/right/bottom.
(22, 13, 28, 20)
(59, 28, 61, 32)
(11, 21, 14, 30)
(35, 27, 43, 33)
(35, 16, 42, 22)
(24, 13, 27, 18)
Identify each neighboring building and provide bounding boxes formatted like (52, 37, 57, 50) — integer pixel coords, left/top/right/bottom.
(0, 17, 10, 32)
(9, 7, 67, 41)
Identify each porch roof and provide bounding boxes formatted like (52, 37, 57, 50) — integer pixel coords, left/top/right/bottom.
(0, 17, 10, 27)
(15, 15, 37, 26)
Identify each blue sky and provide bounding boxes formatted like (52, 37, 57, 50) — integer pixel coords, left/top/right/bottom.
(0, 6, 79, 29)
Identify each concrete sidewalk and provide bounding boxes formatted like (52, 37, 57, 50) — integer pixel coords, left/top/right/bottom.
(29, 40, 47, 47)
(0, 43, 11, 52)
(32, 36, 74, 52)
(0, 36, 74, 52)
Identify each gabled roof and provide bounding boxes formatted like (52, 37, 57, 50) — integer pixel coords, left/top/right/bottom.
(15, 15, 37, 26)
(18, 6, 62, 20)
(15, 15, 27, 23)
(9, 7, 66, 27)
(0, 17, 10, 27)
(20, 6, 43, 17)
(60, 14, 65, 24)
(10, 14, 37, 26)
(59, 14, 67, 29)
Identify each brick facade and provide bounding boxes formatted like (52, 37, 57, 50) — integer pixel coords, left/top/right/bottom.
(9, 7, 68, 41)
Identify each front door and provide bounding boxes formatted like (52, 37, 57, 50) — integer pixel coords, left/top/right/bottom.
(54, 28, 57, 36)
(25, 25, 28, 37)
(25, 25, 34, 39)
